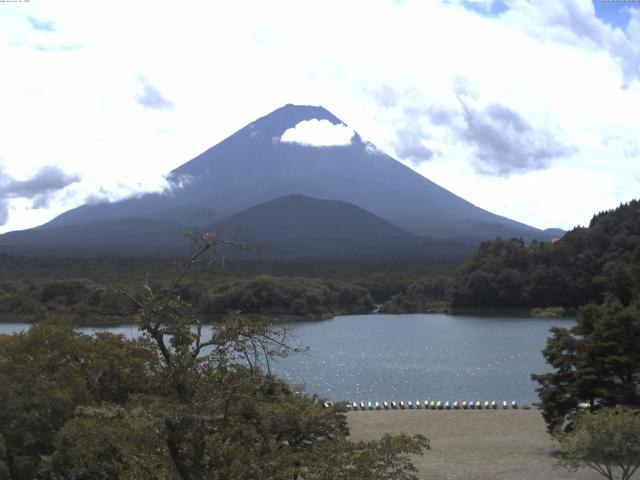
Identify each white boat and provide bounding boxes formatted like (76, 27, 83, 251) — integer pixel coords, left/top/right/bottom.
(462, 401, 468, 409)
(359, 402, 366, 411)
(430, 401, 436, 409)
(383, 401, 389, 410)
(436, 401, 443, 410)
(400, 401, 406, 409)
(352, 402, 358, 410)
(491, 400, 497, 409)
(476, 401, 482, 409)
(469, 401, 476, 409)
(368, 401, 373, 410)
(502, 401, 508, 409)
(375, 401, 381, 410)
(511, 400, 518, 409)
(408, 401, 413, 409)
(445, 401, 451, 409)
(484, 401, 490, 409)
(391, 401, 398, 409)
(416, 400, 422, 409)
(453, 400, 460, 409)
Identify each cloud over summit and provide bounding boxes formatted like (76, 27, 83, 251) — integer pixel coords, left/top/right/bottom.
(281, 119, 355, 147)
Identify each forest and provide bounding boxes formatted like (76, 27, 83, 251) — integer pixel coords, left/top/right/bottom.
(446, 200, 640, 310)
(1, 201, 640, 324)
(0, 253, 452, 325)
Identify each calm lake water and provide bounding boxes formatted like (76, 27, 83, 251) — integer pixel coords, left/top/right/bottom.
(0, 314, 573, 404)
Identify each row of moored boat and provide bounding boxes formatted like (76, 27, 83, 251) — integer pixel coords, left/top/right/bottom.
(323, 400, 521, 410)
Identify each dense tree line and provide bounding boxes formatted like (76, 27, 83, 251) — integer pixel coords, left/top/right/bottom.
(532, 293, 640, 433)
(379, 276, 448, 313)
(448, 200, 640, 310)
(0, 255, 454, 324)
(0, 276, 374, 325)
(201, 276, 373, 319)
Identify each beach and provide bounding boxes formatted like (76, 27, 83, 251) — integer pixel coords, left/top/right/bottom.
(347, 408, 601, 480)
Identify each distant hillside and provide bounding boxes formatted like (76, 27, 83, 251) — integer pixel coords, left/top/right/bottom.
(448, 200, 640, 309)
(0, 218, 187, 256)
(212, 194, 474, 261)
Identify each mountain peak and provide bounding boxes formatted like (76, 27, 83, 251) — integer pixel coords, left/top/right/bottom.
(247, 104, 346, 139)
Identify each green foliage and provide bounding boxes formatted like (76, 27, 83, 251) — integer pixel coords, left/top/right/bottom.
(202, 275, 374, 318)
(532, 297, 640, 432)
(305, 433, 429, 480)
(0, 234, 429, 479)
(46, 405, 176, 480)
(0, 318, 158, 480)
(557, 406, 640, 480)
(0, 251, 457, 324)
(380, 276, 448, 313)
(450, 200, 640, 309)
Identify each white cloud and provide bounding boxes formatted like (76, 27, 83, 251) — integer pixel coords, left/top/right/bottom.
(0, 0, 638, 233)
(280, 119, 355, 147)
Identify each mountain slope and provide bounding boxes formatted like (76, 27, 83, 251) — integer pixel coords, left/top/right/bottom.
(37, 104, 554, 242)
(0, 218, 187, 256)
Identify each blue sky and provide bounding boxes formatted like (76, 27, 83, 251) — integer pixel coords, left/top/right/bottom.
(0, 0, 639, 233)
(594, 0, 637, 28)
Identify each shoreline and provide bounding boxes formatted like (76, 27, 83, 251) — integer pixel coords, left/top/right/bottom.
(347, 409, 599, 480)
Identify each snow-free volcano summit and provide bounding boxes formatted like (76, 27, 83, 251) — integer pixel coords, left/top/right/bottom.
(0, 104, 559, 259)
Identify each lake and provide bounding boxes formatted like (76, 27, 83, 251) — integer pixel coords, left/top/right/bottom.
(0, 313, 573, 404)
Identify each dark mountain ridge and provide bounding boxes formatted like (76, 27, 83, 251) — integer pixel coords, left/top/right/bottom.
(0, 194, 475, 261)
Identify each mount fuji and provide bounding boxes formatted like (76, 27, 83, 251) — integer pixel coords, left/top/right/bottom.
(0, 104, 558, 259)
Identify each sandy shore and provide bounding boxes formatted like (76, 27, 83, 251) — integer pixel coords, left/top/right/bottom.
(347, 409, 601, 480)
